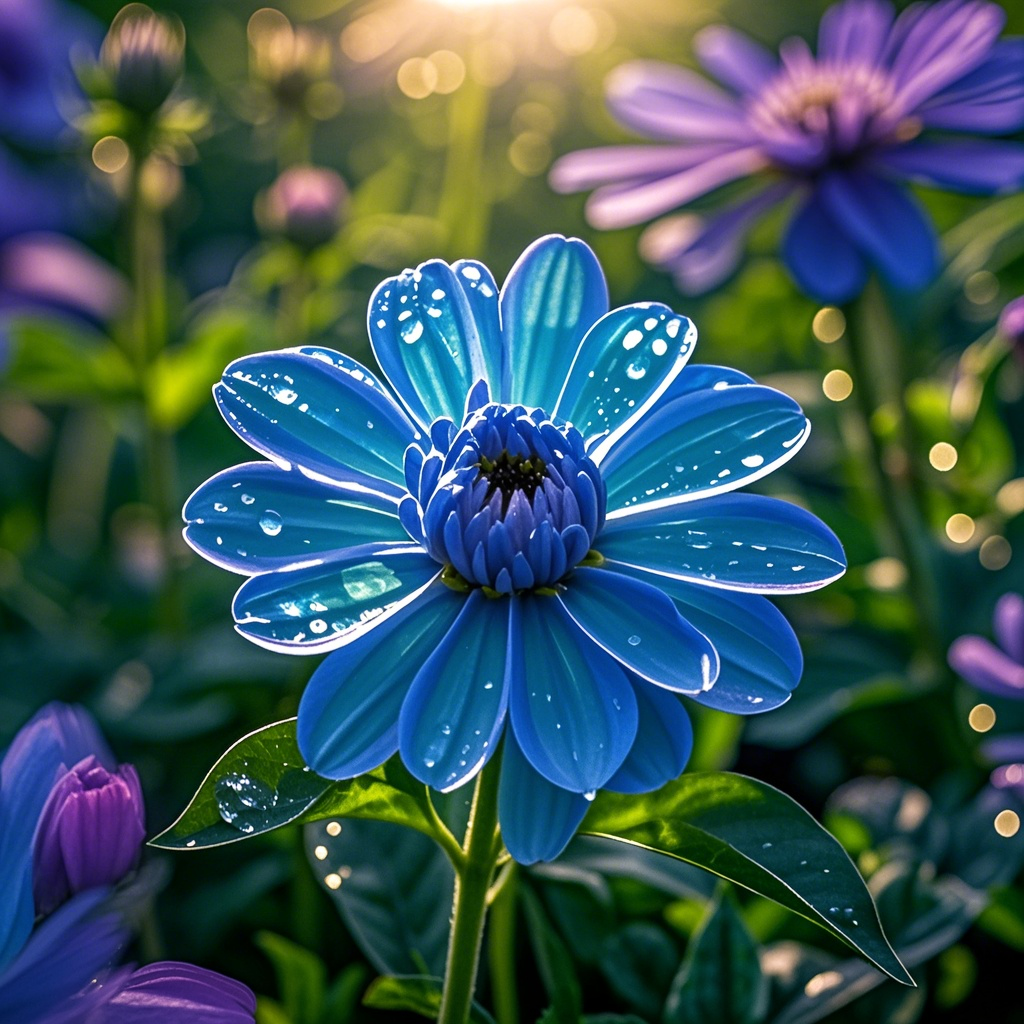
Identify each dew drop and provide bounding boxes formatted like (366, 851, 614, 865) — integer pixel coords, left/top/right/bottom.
(259, 510, 283, 536)
(213, 502, 228, 512)
(627, 634, 641, 646)
(401, 320, 424, 344)
(241, 493, 255, 505)
(583, 790, 596, 802)
(626, 357, 649, 380)
(310, 619, 328, 634)
(741, 454, 765, 469)
(215, 773, 278, 834)
(274, 388, 298, 405)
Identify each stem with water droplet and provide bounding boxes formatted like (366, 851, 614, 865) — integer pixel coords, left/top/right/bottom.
(437, 760, 502, 1024)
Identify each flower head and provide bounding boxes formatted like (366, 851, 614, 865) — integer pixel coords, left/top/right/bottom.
(100, 4, 185, 116)
(258, 166, 348, 251)
(551, 0, 1024, 302)
(999, 295, 1024, 361)
(185, 234, 845, 863)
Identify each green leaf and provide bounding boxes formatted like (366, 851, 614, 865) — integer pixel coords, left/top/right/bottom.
(362, 976, 495, 1024)
(255, 932, 326, 1024)
(664, 885, 768, 1024)
(305, 818, 453, 976)
(522, 886, 583, 1024)
(149, 719, 436, 849)
(582, 772, 912, 986)
(598, 922, 678, 1019)
(322, 964, 369, 1024)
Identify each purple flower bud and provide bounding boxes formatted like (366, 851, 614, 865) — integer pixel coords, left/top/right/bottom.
(259, 166, 348, 250)
(1000, 296, 1024, 360)
(32, 755, 145, 916)
(101, 4, 185, 115)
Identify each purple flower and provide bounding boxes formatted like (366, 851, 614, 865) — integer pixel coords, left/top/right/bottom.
(259, 166, 349, 250)
(551, 0, 1024, 302)
(1000, 295, 1024, 360)
(0, 704, 255, 1023)
(33, 756, 145, 917)
(949, 592, 1024, 796)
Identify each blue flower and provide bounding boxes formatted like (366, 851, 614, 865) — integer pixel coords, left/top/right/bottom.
(550, 0, 1024, 303)
(185, 234, 846, 863)
(0, 704, 256, 1023)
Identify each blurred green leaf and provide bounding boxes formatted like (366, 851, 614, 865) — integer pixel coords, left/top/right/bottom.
(598, 922, 678, 1019)
(362, 976, 495, 1024)
(583, 772, 912, 985)
(523, 885, 583, 1024)
(304, 818, 453, 977)
(149, 719, 436, 849)
(665, 885, 768, 1024)
(256, 931, 326, 1024)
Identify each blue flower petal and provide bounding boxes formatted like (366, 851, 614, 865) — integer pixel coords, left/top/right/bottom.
(553, 303, 697, 460)
(818, 172, 938, 293)
(600, 493, 846, 594)
(662, 363, 755, 399)
(499, 235, 608, 409)
(0, 705, 111, 969)
(508, 595, 638, 793)
(400, 591, 511, 792)
(783, 191, 868, 304)
(298, 582, 463, 779)
(876, 140, 1024, 196)
(0, 890, 126, 1020)
(608, 565, 802, 712)
(498, 732, 589, 865)
(183, 462, 408, 575)
(559, 567, 717, 694)
(232, 542, 440, 653)
(214, 348, 419, 498)
(605, 680, 693, 794)
(601, 382, 809, 516)
(368, 259, 502, 427)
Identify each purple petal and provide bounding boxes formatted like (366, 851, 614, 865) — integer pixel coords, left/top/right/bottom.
(585, 147, 766, 230)
(605, 60, 753, 142)
(817, 171, 938, 292)
(984, 734, 1024, 766)
(550, 142, 743, 194)
(876, 140, 1024, 195)
(949, 635, 1024, 699)
(995, 593, 1024, 663)
(817, 0, 895, 66)
(888, 0, 1006, 111)
(641, 183, 792, 294)
(919, 39, 1024, 133)
(782, 191, 868, 304)
(92, 963, 256, 1023)
(693, 25, 778, 95)
(990, 759, 1024, 791)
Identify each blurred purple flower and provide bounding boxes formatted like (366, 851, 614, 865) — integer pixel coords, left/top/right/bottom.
(0, 704, 255, 1023)
(259, 165, 349, 250)
(551, 0, 1024, 302)
(1000, 295, 1024, 361)
(949, 592, 1024, 796)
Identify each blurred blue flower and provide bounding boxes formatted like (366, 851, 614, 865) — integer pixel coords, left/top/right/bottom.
(950, 592, 1024, 794)
(185, 234, 846, 863)
(0, 703, 255, 1023)
(551, 0, 1024, 302)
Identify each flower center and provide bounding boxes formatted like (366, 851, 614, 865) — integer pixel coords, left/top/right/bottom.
(749, 59, 918, 169)
(399, 385, 606, 594)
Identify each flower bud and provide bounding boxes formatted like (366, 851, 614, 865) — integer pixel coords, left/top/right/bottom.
(101, 4, 185, 115)
(33, 755, 146, 916)
(250, 16, 332, 111)
(259, 166, 348, 250)
(1000, 296, 1024, 361)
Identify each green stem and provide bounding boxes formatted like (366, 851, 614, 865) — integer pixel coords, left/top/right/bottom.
(487, 863, 519, 1024)
(438, 75, 491, 256)
(843, 301, 942, 666)
(438, 762, 502, 1024)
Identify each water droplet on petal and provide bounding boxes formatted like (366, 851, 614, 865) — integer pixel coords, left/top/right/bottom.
(259, 510, 283, 536)
(583, 790, 596, 802)
(241, 493, 255, 505)
(627, 634, 641, 646)
(626, 357, 649, 380)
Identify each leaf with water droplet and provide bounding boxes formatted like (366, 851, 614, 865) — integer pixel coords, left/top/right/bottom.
(582, 771, 913, 987)
(150, 718, 437, 849)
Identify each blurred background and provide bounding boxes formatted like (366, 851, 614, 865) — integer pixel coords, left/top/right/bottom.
(1, 0, 1023, 1020)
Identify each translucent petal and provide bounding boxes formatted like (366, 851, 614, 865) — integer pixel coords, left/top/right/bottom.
(601, 383, 809, 516)
(558, 567, 718, 694)
(554, 303, 697, 459)
(498, 731, 589, 865)
(610, 565, 802, 712)
(297, 583, 463, 779)
(600, 493, 846, 594)
(499, 235, 608, 409)
(215, 348, 418, 497)
(231, 542, 440, 654)
(400, 591, 511, 792)
(368, 259, 502, 427)
(664, 362, 754, 398)
(183, 462, 408, 575)
(605, 680, 693, 793)
(508, 595, 638, 793)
